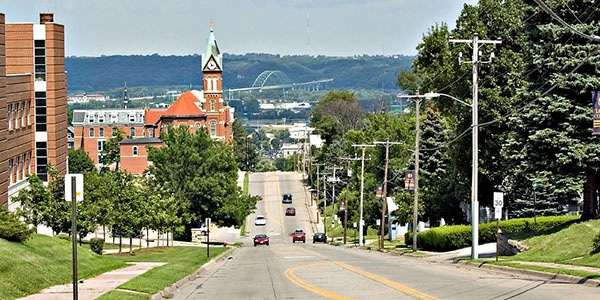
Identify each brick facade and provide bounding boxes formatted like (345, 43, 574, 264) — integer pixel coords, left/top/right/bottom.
(0, 13, 68, 208)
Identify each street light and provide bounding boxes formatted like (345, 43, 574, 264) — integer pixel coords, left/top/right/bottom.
(424, 92, 478, 258)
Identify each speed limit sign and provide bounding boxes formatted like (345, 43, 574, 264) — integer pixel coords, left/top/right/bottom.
(493, 192, 504, 208)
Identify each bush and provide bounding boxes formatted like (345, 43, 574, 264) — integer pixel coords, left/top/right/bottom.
(0, 206, 34, 242)
(89, 238, 104, 255)
(405, 215, 580, 252)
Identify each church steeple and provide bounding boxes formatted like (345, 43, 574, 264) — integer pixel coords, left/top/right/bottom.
(202, 20, 222, 72)
(123, 82, 129, 109)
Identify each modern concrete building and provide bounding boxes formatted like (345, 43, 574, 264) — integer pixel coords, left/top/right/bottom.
(0, 12, 68, 209)
(71, 25, 234, 174)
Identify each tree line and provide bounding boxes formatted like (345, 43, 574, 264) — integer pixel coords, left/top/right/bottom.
(12, 125, 260, 250)
(307, 0, 600, 232)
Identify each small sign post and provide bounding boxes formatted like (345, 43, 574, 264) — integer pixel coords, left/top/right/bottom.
(65, 174, 84, 300)
(205, 218, 211, 258)
(493, 192, 504, 262)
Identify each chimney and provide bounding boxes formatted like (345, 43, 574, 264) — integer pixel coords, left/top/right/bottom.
(39, 13, 54, 24)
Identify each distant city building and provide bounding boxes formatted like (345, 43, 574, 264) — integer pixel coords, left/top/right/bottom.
(67, 93, 108, 103)
(1, 12, 68, 209)
(71, 25, 233, 174)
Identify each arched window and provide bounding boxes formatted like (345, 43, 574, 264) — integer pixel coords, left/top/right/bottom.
(130, 127, 135, 137)
(210, 120, 217, 137)
(89, 128, 95, 137)
(132, 146, 138, 157)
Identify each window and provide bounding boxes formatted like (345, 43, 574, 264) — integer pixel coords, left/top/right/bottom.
(20, 102, 25, 127)
(7, 104, 12, 130)
(210, 100, 216, 111)
(132, 146, 138, 157)
(88, 114, 94, 123)
(97, 140, 104, 151)
(112, 127, 117, 136)
(89, 128, 95, 137)
(129, 113, 136, 123)
(210, 120, 217, 136)
(111, 113, 118, 123)
(149, 129, 154, 137)
(99, 128, 104, 137)
(17, 156, 21, 181)
(13, 104, 19, 129)
(98, 114, 105, 123)
(26, 101, 31, 125)
(8, 158, 13, 184)
(130, 127, 136, 137)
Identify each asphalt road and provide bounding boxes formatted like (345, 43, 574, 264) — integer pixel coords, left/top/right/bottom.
(170, 172, 600, 300)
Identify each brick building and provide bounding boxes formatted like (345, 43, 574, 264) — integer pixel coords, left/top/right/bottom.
(72, 26, 233, 174)
(0, 12, 68, 209)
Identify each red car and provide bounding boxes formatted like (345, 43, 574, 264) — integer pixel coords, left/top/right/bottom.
(285, 207, 296, 216)
(292, 229, 306, 243)
(254, 234, 269, 246)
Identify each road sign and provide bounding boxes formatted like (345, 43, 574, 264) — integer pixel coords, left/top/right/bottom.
(493, 192, 504, 208)
(65, 174, 84, 202)
(494, 207, 502, 220)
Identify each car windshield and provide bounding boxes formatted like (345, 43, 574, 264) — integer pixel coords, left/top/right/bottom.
(256, 216, 265, 220)
(255, 234, 267, 238)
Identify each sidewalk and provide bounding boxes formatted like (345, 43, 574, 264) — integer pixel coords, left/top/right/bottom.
(19, 262, 166, 300)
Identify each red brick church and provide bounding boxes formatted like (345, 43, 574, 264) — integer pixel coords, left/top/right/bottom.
(72, 25, 234, 174)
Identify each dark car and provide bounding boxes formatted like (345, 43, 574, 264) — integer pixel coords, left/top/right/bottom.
(254, 234, 270, 246)
(313, 232, 327, 243)
(282, 193, 293, 204)
(285, 207, 296, 216)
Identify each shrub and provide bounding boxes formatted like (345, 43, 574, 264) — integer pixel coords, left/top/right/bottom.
(89, 238, 105, 255)
(405, 215, 580, 252)
(592, 233, 600, 254)
(0, 206, 34, 242)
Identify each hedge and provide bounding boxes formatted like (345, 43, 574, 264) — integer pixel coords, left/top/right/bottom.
(405, 215, 580, 252)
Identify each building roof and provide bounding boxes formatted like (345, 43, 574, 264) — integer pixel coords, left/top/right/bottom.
(202, 26, 222, 70)
(120, 137, 163, 144)
(145, 109, 167, 125)
(162, 90, 204, 117)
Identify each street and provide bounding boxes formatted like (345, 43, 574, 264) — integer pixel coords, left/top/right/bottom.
(171, 172, 600, 299)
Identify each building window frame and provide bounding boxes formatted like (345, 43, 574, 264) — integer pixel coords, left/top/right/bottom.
(130, 127, 135, 137)
(132, 146, 139, 157)
(99, 128, 104, 137)
(89, 128, 95, 137)
(210, 120, 217, 137)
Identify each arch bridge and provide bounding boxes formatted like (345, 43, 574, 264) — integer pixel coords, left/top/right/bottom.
(226, 70, 333, 99)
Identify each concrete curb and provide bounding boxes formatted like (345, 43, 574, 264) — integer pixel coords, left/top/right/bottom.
(150, 247, 238, 300)
(454, 260, 600, 288)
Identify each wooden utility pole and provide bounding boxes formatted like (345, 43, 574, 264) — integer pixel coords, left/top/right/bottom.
(373, 139, 402, 249)
(352, 144, 374, 247)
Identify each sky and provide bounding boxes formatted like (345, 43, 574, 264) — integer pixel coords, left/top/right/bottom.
(4, 0, 478, 57)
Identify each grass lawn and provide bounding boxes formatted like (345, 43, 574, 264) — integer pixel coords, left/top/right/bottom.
(0, 234, 126, 300)
(98, 246, 230, 300)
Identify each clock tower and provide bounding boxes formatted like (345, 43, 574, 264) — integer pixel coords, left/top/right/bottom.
(201, 22, 232, 141)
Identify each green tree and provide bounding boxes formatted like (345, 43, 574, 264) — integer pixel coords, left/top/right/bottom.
(502, 0, 600, 219)
(148, 125, 259, 240)
(310, 90, 365, 145)
(100, 128, 125, 171)
(68, 149, 96, 174)
(13, 175, 51, 230)
(44, 166, 71, 235)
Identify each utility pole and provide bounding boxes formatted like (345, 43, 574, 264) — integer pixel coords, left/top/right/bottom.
(450, 33, 501, 259)
(312, 163, 325, 223)
(340, 156, 359, 244)
(352, 144, 374, 247)
(398, 94, 425, 252)
(373, 139, 402, 249)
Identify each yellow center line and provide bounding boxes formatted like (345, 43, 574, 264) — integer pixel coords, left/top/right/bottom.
(333, 261, 439, 300)
(263, 176, 283, 228)
(284, 262, 357, 300)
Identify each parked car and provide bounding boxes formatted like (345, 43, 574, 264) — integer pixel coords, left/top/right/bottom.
(292, 229, 306, 243)
(254, 215, 267, 226)
(253, 234, 269, 246)
(313, 232, 327, 243)
(285, 207, 296, 216)
(282, 193, 293, 204)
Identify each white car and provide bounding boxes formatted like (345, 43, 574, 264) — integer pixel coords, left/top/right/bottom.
(254, 215, 267, 226)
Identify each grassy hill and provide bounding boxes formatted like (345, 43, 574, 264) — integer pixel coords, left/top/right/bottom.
(0, 234, 126, 299)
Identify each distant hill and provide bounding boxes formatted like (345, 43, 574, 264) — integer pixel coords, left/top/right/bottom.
(65, 53, 415, 93)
